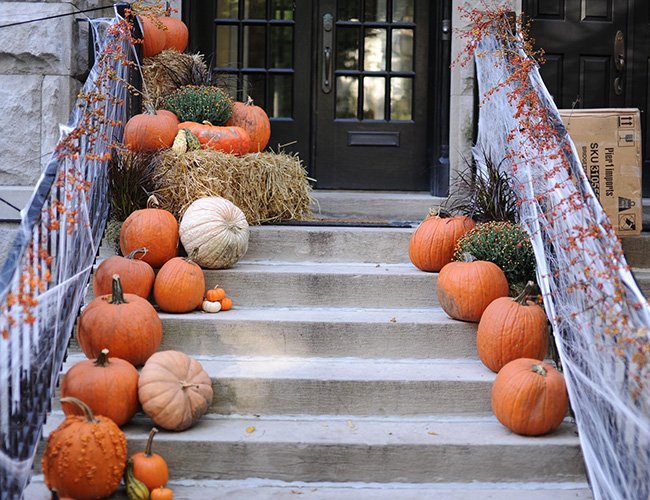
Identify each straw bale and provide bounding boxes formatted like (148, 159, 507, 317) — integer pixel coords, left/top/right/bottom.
(148, 148, 314, 225)
(142, 50, 209, 108)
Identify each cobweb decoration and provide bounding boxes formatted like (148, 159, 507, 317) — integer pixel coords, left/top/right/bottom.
(0, 11, 130, 498)
(472, 31, 649, 500)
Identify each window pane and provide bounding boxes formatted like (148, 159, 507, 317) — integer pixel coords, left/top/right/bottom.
(243, 25, 266, 68)
(270, 26, 293, 68)
(363, 76, 385, 120)
(217, 74, 240, 100)
(272, 0, 294, 20)
(336, 27, 359, 70)
(270, 74, 292, 118)
(364, 28, 386, 71)
(364, 0, 387, 22)
(336, 76, 358, 118)
(243, 73, 266, 109)
(216, 25, 238, 68)
(391, 77, 412, 120)
(393, 0, 414, 22)
(217, 0, 238, 19)
(338, 1, 360, 21)
(391, 29, 413, 71)
(244, 0, 266, 19)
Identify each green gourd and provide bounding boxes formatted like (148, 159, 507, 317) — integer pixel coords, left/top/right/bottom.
(125, 458, 150, 500)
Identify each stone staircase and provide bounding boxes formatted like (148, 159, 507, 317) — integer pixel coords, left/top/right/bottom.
(26, 190, 650, 499)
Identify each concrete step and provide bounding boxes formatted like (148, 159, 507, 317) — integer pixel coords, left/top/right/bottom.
(58, 353, 496, 416)
(622, 233, 650, 268)
(37, 413, 586, 484)
(23, 476, 593, 499)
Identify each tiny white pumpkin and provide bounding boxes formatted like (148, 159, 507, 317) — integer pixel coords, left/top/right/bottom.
(179, 196, 249, 269)
(202, 299, 222, 313)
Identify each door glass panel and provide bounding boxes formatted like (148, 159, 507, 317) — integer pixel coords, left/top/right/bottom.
(338, 1, 361, 21)
(272, 0, 293, 20)
(391, 77, 412, 120)
(216, 25, 239, 67)
(243, 73, 266, 108)
(336, 76, 359, 118)
(243, 25, 266, 68)
(393, 0, 414, 22)
(337, 27, 359, 70)
(271, 26, 293, 68)
(363, 76, 385, 119)
(270, 74, 293, 118)
(217, 0, 239, 19)
(364, 28, 386, 71)
(364, 0, 387, 22)
(244, 0, 266, 19)
(391, 29, 413, 71)
(219, 74, 240, 100)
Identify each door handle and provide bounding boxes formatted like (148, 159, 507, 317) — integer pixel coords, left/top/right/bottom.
(322, 13, 333, 93)
(614, 30, 625, 72)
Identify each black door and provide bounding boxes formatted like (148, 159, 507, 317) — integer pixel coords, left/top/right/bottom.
(524, 0, 650, 195)
(183, 0, 443, 192)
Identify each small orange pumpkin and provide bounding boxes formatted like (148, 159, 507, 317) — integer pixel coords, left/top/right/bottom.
(178, 121, 251, 155)
(61, 349, 139, 427)
(491, 358, 569, 436)
(205, 286, 226, 302)
(92, 247, 155, 298)
(124, 104, 179, 152)
(225, 97, 271, 153)
(159, 16, 188, 52)
(220, 297, 233, 311)
(131, 427, 169, 491)
(437, 253, 509, 322)
(477, 281, 548, 372)
(153, 256, 205, 313)
(42, 397, 127, 499)
(151, 486, 174, 500)
(409, 209, 475, 272)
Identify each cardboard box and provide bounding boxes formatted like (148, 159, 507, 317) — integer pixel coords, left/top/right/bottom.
(559, 108, 642, 236)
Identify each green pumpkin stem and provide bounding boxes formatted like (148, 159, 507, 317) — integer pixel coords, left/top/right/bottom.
(60, 396, 98, 423)
(109, 274, 127, 305)
(531, 364, 548, 377)
(514, 280, 537, 305)
(144, 427, 158, 457)
(94, 348, 111, 368)
(126, 247, 148, 260)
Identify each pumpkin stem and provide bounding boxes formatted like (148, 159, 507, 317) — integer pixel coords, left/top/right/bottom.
(427, 206, 451, 219)
(126, 247, 148, 260)
(60, 396, 98, 423)
(109, 274, 127, 305)
(180, 381, 199, 390)
(94, 348, 111, 368)
(144, 427, 158, 457)
(514, 280, 537, 305)
(201, 120, 214, 126)
(146, 194, 161, 208)
(245, 95, 254, 106)
(531, 363, 548, 377)
(143, 102, 158, 115)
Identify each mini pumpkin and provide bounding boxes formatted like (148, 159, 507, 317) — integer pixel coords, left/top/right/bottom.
(491, 358, 569, 436)
(92, 247, 155, 298)
(138, 350, 214, 431)
(437, 253, 509, 322)
(202, 299, 222, 313)
(205, 286, 226, 302)
(151, 486, 174, 500)
(225, 97, 271, 153)
(220, 297, 233, 311)
(131, 427, 169, 491)
(153, 256, 206, 313)
(42, 397, 127, 499)
(123, 104, 179, 152)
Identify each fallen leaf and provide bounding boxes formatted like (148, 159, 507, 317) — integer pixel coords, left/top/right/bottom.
(246, 426, 256, 433)
(427, 431, 438, 436)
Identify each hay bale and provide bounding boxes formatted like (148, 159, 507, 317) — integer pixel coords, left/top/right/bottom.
(148, 148, 314, 225)
(142, 50, 209, 108)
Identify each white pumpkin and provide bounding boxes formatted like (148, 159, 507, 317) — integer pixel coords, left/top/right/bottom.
(179, 196, 249, 269)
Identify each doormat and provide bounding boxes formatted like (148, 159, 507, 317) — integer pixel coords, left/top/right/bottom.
(267, 218, 416, 228)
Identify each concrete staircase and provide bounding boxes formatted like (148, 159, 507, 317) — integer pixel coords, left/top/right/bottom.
(25, 190, 650, 499)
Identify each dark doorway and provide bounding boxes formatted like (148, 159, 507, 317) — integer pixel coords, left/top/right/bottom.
(523, 0, 650, 196)
(183, 0, 449, 192)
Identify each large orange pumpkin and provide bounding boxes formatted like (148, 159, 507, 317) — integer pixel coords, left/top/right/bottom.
(225, 97, 271, 153)
(92, 247, 155, 299)
(123, 104, 179, 152)
(437, 254, 509, 322)
(139, 16, 166, 57)
(477, 281, 548, 372)
(42, 397, 127, 499)
(491, 358, 569, 436)
(153, 256, 205, 313)
(131, 427, 169, 491)
(120, 204, 179, 269)
(408, 209, 475, 272)
(159, 16, 188, 52)
(178, 121, 251, 155)
(77, 275, 163, 366)
(61, 349, 139, 427)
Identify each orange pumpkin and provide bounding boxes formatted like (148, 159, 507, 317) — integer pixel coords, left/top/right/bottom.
(61, 349, 139, 427)
(151, 487, 174, 500)
(408, 209, 475, 272)
(205, 286, 226, 302)
(220, 297, 233, 311)
(437, 254, 509, 322)
(477, 281, 548, 372)
(225, 97, 271, 153)
(159, 16, 188, 52)
(42, 397, 127, 499)
(131, 427, 169, 491)
(92, 247, 155, 298)
(178, 121, 251, 155)
(139, 16, 166, 57)
(153, 256, 205, 313)
(120, 205, 179, 269)
(491, 358, 569, 436)
(77, 274, 163, 366)
(124, 104, 179, 152)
